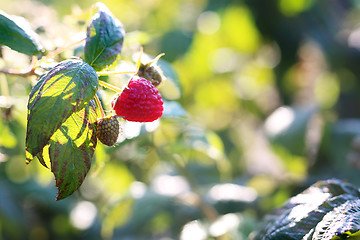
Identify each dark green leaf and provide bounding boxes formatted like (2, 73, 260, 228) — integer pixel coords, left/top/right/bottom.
(49, 100, 97, 200)
(253, 179, 360, 240)
(84, 3, 125, 71)
(313, 198, 360, 239)
(25, 59, 98, 164)
(0, 10, 43, 56)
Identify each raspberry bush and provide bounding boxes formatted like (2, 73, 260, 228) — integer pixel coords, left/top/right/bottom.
(4, 1, 360, 239)
(0, 2, 177, 200)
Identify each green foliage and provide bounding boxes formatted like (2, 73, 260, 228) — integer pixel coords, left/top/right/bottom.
(49, 101, 98, 200)
(2, 0, 360, 239)
(26, 59, 98, 163)
(25, 58, 99, 199)
(0, 10, 43, 56)
(84, 3, 125, 71)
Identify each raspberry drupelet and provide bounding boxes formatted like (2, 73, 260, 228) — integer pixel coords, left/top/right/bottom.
(112, 77, 164, 122)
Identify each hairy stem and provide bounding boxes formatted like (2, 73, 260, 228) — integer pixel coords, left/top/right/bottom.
(0, 74, 9, 96)
(97, 71, 135, 76)
(98, 80, 122, 92)
(0, 56, 39, 77)
(94, 94, 105, 118)
(45, 37, 86, 60)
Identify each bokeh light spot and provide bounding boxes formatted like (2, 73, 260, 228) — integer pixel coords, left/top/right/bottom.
(197, 11, 221, 35)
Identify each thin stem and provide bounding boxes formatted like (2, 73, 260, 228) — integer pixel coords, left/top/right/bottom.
(94, 94, 105, 118)
(98, 80, 122, 92)
(97, 71, 135, 76)
(0, 74, 9, 96)
(45, 37, 86, 60)
(0, 69, 34, 76)
(0, 56, 39, 77)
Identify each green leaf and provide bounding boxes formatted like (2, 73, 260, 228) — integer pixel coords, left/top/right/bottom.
(253, 179, 360, 240)
(84, 3, 125, 71)
(49, 101, 97, 200)
(25, 58, 98, 163)
(0, 10, 43, 56)
(314, 198, 360, 240)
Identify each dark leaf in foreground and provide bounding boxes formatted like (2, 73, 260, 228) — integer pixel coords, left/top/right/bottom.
(253, 179, 360, 240)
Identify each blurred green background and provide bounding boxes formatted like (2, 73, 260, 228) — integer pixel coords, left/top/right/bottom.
(2, 0, 360, 239)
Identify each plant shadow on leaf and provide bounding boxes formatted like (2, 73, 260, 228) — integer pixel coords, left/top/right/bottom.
(47, 101, 97, 200)
(25, 59, 98, 164)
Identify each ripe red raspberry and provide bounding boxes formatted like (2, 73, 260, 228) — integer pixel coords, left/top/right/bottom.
(96, 115, 119, 146)
(112, 77, 164, 122)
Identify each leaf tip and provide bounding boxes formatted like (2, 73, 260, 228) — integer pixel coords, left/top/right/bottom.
(25, 149, 33, 164)
(55, 195, 65, 201)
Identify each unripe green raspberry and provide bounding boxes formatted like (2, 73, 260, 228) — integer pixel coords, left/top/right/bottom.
(96, 115, 119, 146)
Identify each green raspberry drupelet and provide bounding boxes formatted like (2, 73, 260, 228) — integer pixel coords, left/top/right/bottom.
(96, 115, 119, 146)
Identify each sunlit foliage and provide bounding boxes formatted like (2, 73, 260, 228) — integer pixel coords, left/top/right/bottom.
(1, 0, 360, 239)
